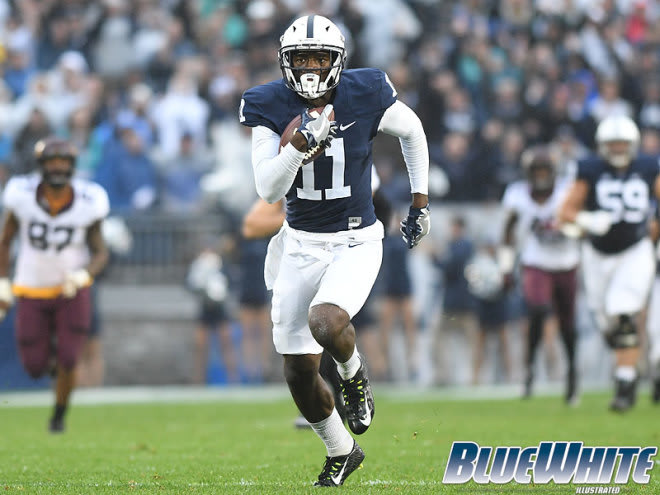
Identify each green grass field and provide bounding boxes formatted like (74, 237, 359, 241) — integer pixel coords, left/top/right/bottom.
(1, 387, 659, 494)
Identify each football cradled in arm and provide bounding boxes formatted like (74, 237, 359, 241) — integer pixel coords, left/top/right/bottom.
(280, 105, 337, 164)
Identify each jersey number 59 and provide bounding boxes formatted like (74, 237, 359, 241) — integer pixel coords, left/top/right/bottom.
(595, 177, 649, 224)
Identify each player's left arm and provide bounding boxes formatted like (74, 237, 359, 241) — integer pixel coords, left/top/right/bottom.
(378, 100, 430, 248)
(653, 173, 660, 204)
(85, 220, 109, 279)
(61, 220, 109, 299)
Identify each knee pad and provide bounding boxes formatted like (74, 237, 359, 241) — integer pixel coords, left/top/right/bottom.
(604, 315, 639, 349)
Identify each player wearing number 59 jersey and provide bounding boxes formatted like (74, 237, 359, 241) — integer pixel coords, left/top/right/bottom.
(0, 137, 109, 433)
(240, 15, 429, 487)
(559, 115, 660, 413)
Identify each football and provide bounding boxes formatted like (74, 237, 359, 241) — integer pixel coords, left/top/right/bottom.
(279, 106, 335, 164)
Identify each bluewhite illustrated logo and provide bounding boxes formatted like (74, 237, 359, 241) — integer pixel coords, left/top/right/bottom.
(443, 442, 657, 485)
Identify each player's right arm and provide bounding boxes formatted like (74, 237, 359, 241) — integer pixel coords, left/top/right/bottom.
(0, 210, 18, 314)
(557, 179, 589, 224)
(558, 162, 613, 237)
(240, 88, 333, 204)
(249, 126, 305, 203)
(242, 199, 285, 239)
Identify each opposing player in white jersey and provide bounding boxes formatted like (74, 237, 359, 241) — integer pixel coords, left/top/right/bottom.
(501, 146, 581, 404)
(0, 137, 109, 432)
(559, 115, 660, 412)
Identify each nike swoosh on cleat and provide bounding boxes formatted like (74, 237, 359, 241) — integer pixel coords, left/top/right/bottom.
(358, 401, 372, 427)
(330, 463, 348, 486)
(339, 121, 356, 131)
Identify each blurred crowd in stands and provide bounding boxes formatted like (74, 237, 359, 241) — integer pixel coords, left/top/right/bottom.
(1, 0, 658, 385)
(0, 0, 659, 216)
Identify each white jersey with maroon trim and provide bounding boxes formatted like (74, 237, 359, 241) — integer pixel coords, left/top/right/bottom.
(502, 177, 580, 271)
(3, 174, 109, 297)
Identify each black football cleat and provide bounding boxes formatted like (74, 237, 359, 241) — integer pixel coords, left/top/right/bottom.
(339, 360, 374, 435)
(609, 378, 637, 413)
(48, 416, 65, 434)
(314, 440, 365, 487)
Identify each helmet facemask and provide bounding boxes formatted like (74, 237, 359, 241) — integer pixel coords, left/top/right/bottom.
(278, 15, 346, 100)
(34, 138, 77, 188)
(528, 164, 555, 195)
(599, 140, 636, 168)
(521, 146, 556, 196)
(279, 47, 345, 99)
(41, 157, 74, 188)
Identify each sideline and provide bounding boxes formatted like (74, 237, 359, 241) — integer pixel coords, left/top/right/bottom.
(0, 382, 608, 408)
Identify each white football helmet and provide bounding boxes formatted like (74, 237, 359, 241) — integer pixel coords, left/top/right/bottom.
(279, 15, 346, 100)
(595, 115, 640, 168)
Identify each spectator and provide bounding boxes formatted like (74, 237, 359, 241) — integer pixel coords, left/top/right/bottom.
(152, 72, 209, 158)
(154, 132, 214, 213)
(10, 107, 52, 175)
(433, 216, 476, 385)
(94, 123, 158, 214)
(465, 239, 513, 385)
(186, 246, 239, 384)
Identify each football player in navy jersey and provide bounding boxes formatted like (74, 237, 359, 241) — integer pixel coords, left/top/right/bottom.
(239, 15, 429, 486)
(559, 115, 660, 412)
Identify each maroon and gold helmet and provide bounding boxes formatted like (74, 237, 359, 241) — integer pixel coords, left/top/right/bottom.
(34, 137, 77, 187)
(520, 145, 556, 195)
(34, 137, 78, 164)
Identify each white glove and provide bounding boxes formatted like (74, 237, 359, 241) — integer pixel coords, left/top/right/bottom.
(61, 269, 91, 298)
(0, 277, 13, 321)
(496, 245, 516, 275)
(575, 210, 613, 236)
(559, 222, 584, 239)
(400, 205, 431, 249)
(297, 105, 336, 149)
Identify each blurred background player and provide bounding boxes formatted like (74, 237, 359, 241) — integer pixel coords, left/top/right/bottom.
(239, 15, 429, 483)
(378, 211, 417, 381)
(501, 146, 581, 404)
(186, 240, 239, 385)
(0, 137, 109, 432)
(559, 115, 660, 412)
(75, 216, 133, 388)
(465, 238, 513, 385)
(432, 216, 477, 386)
(236, 235, 274, 383)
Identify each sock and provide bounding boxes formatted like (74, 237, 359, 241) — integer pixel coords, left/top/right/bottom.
(334, 346, 361, 380)
(310, 408, 354, 457)
(615, 366, 636, 382)
(53, 403, 67, 421)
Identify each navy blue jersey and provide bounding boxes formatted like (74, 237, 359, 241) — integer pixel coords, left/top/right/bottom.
(577, 154, 660, 254)
(240, 68, 397, 233)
